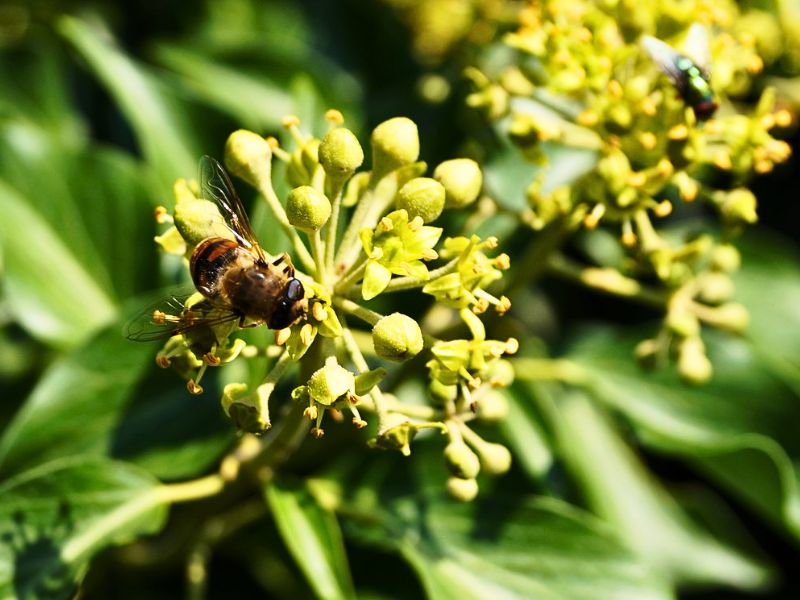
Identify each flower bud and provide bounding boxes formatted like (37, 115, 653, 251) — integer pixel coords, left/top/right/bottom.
(678, 337, 713, 385)
(372, 313, 424, 362)
(665, 306, 700, 338)
(447, 476, 479, 502)
(287, 186, 332, 232)
(475, 389, 509, 421)
(371, 117, 419, 179)
(434, 159, 483, 208)
(718, 189, 758, 225)
(475, 441, 512, 475)
(705, 303, 750, 333)
(174, 200, 233, 246)
(307, 357, 355, 406)
(698, 272, 734, 304)
(396, 177, 446, 223)
(319, 127, 364, 184)
(224, 130, 272, 188)
(444, 442, 481, 479)
(710, 244, 741, 273)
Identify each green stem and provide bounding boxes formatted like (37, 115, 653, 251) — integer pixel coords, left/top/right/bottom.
(333, 297, 383, 326)
(334, 257, 368, 295)
(325, 187, 344, 275)
(255, 175, 316, 273)
(352, 256, 460, 297)
(341, 325, 389, 426)
(157, 473, 226, 505)
(546, 253, 667, 308)
(253, 350, 293, 426)
(511, 357, 588, 385)
(310, 229, 327, 284)
(335, 174, 397, 272)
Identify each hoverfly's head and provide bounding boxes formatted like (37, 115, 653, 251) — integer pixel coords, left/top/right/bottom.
(268, 278, 306, 330)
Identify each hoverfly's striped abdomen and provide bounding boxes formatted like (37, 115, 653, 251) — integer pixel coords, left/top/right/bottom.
(191, 237, 240, 296)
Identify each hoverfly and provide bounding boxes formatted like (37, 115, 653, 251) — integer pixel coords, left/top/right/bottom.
(127, 156, 307, 347)
(642, 24, 718, 120)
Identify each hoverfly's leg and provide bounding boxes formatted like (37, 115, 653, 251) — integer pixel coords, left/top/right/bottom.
(237, 315, 262, 329)
(272, 252, 295, 277)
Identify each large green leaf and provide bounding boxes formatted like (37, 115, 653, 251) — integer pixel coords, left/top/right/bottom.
(0, 318, 152, 478)
(336, 456, 670, 600)
(733, 232, 800, 390)
(536, 385, 770, 590)
(154, 44, 294, 131)
(58, 16, 197, 193)
(567, 326, 800, 539)
(0, 178, 117, 348)
(264, 480, 355, 600)
(0, 455, 168, 600)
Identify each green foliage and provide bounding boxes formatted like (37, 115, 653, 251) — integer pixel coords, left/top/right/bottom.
(0, 1, 799, 599)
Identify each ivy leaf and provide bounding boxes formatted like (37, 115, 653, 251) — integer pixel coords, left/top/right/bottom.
(536, 384, 771, 590)
(58, 16, 197, 193)
(264, 480, 355, 600)
(0, 179, 117, 348)
(0, 456, 168, 599)
(567, 325, 800, 541)
(335, 455, 670, 600)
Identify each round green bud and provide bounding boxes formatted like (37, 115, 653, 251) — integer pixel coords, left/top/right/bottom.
(698, 272, 734, 305)
(711, 303, 750, 333)
(710, 244, 741, 273)
(287, 186, 332, 232)
(665, 306, 700, 338)
(371, 117, 419, 179)
(307, 358, 355, 406)
(476, 442, 512, 475)
(434, 159, 483, 208)
(447, 476, 479, 502)
(678, 337, 713, 385)
(224, 129, 272, 187)
(396, 177, 446, 223)
(475, 390, 509, 422)
(719, 189, 758, 225)
(319, 128, 364, 181)
(174, 200, 233, 246)
(371, 313, 424, 362)
(444, 442, 481, 479)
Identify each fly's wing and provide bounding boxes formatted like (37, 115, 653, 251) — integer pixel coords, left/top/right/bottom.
(199, 155, 267, 262)
(125, 291, 240, 342)
(642, 35, 687, 92)
(683, 23, 712, 77)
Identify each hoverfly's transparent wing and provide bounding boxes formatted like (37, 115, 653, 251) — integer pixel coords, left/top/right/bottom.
(125, 290, 240, 342)
(641, 34, 685, 90)
(683, 23, 712, 76)
(199, 155, 266, 261)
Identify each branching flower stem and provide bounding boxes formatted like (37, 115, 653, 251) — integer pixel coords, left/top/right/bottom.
(255, 175, 316, 273)
(333, 297, 383, 326)
(341, 324, 389, 426)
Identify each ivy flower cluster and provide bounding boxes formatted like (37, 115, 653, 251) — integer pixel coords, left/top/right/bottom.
(466, 0, 793, 383)
(149, 111, 515, 500)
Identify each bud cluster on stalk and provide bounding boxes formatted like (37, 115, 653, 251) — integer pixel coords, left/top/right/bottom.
(151, 110, 516, 500)
(463, 0, 794, 382)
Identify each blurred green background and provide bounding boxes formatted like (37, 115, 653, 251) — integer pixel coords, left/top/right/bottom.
(1, 1, 800, 599)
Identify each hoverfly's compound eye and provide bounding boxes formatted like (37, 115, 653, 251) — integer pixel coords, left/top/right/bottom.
(286, 279, 305, 301)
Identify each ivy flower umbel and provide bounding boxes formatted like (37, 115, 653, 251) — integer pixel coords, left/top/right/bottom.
(467, 0, 792, 381)
(143, 110, 516, 500)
